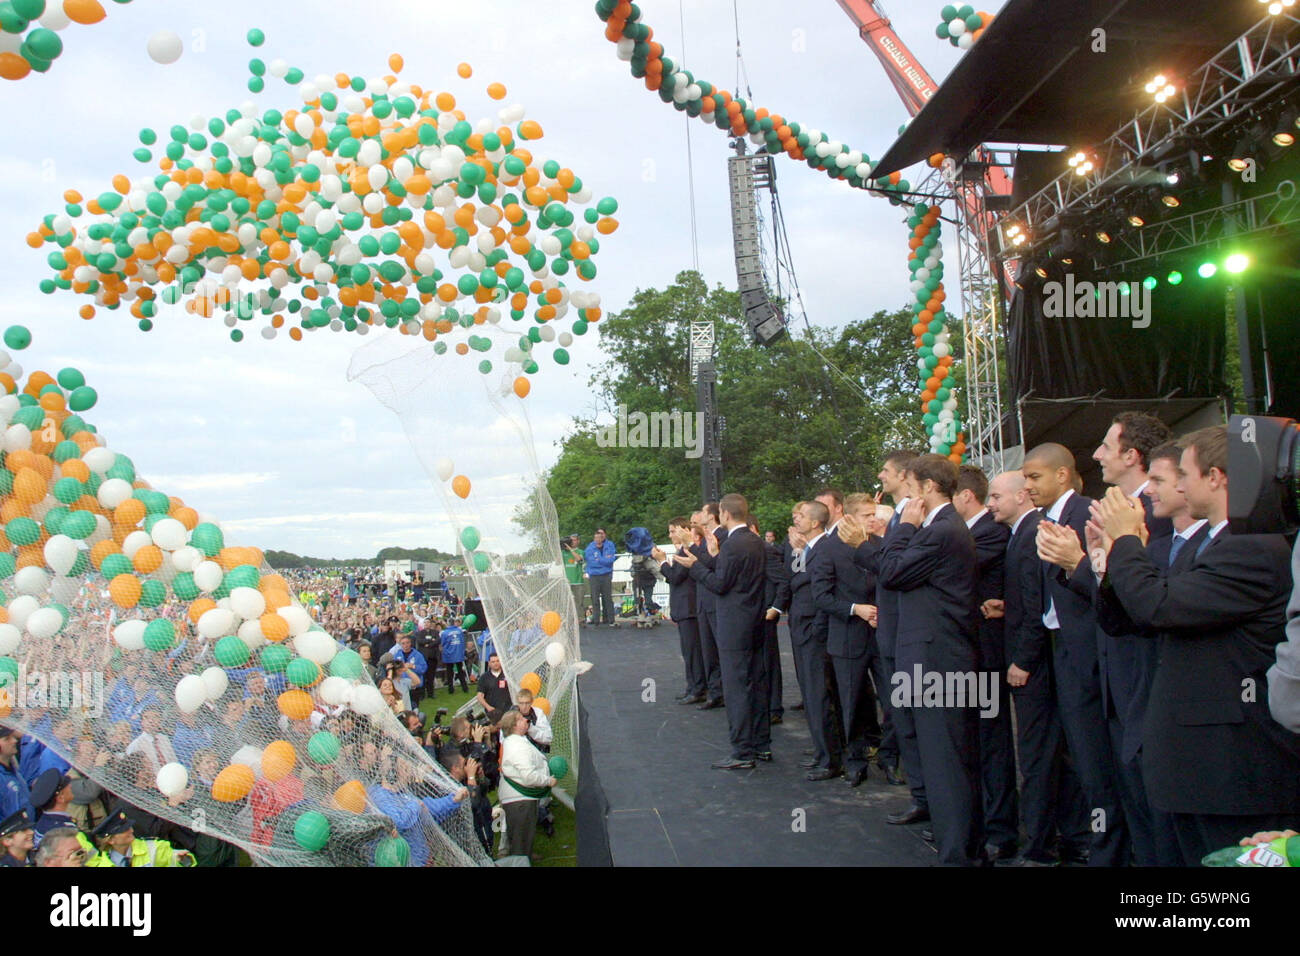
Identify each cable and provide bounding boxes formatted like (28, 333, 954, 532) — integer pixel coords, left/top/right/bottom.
(680, 0, 700, 272)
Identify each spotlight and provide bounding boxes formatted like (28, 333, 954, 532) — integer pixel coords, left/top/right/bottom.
(1162, 194, 1181, 208)
(1165, 171, 1181, 185)
(1274, 108, 1298, 147)
(1167, 270, 1183, 285)
(1096, 229, 1112, 243)
(1198, 261, 1218, 278)
(1145, 73, 1177, 103)
(1225, 253, 1250, 273)
(1034, 265, 1048, 279)
(1127, 212, 1147, 227)
(1142, 276, 1158, 291)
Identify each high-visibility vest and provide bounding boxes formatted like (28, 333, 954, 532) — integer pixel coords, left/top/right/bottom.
(84, 837, 192, 867)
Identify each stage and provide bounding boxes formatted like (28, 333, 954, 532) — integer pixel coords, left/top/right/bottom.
(575, 623, 937, 866)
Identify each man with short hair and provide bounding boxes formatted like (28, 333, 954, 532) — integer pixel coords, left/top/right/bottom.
(654, 516, 706, 704)
(0, 728, 32, 822)
(33, 826, 85, 867)
(878, 454, 983, 865)
(953, 463, 1017, 861)
(1025, 443, 1127, 866)
(584, 529, 617, 626)
(676, 494, 769, 768)
(476, 653, 512, 724)
(125, 708, 178, 775)
(1096, 425, 1300, 863)
(690, 504, 726, 709)
(29, 769, 75, 845)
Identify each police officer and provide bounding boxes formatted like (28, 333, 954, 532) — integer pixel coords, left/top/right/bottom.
(85, 808, 194, 867)
(30, 768, 74, 845)
(0, 728, 32, 822)
(0, 807, 35, 866)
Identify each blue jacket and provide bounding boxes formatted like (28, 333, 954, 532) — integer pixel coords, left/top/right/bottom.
(390, 645, 428, 680)
(439, 627, 466, 664)
(584, 540, 616, 576)
(0, 758, 32, 821)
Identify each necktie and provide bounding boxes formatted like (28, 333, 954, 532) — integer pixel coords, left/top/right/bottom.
(888, 511, 900, 532)
(1168, 534, 1187, 568)
(1195, 533, 1214, 559)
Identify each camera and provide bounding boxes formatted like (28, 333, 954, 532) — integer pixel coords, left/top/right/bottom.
(1228, 414, 1300, 536)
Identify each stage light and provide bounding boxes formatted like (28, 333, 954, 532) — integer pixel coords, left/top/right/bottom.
(1142, 276, 1158, 291)
(1167, 270, 1183, 285)
(1096, 229, 1112, 243)
(1226, 253, 1250, 273)
(1198, 262, 1218, 278)
(1162, 194, 1181, 208)
(1034, 265, 1048, 279)
(1274, 109, 1298, 146)
(1127, 212, 1146, 227)
(1145, 74, 1176, 103)
(1166, 171, 1181, 185)
(1067, 151, 1094, 176)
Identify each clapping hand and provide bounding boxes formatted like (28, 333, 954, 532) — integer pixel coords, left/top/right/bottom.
(674, 549, 697, 567)
(705, 532, 719, 556)
(1036, 520, 1085, 572)
(651, 546, 666, 563)
(838, 514, 867, 548)
(788, 527, 806, 550)
(981, 599, 1005, 619)
(1097, 486, 1147, 544)
(900, 497, 926, 527)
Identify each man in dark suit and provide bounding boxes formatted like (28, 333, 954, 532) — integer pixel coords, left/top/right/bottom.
(654, 516, 705, 704)
(811, 488, 882, 788)
(952, 465, 1017, 861)
(756, 518, 792, 724)
(1024, 442, 1128, 866)
(878, 454, 984, 865)
(677, 494, 770, 770)
(1097, 425, 1300, 863)
(689, 504, 725, 709)
(783, 500, 845, 780)
(986, 470, 1087, 865)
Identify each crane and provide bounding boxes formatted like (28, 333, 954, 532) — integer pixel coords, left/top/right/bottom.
(837, 0, 1015, 470)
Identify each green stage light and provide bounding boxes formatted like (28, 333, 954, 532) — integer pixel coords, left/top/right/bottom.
(1142, 276, 1158, 291)
(1167, 270, 1183, 285)
(1225, 253, 1249, 273)
(1198, 262, 1218, 278)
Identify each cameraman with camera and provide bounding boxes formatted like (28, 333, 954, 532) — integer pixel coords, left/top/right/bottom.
(439, 745, 493, 855)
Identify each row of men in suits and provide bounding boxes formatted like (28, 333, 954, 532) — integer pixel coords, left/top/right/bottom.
(655, 412, 1300, 866)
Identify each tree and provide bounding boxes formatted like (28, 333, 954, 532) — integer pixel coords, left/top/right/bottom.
(541, 270, 926, 546)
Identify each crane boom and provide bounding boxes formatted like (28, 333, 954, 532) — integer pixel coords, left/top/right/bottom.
(834, 0, 940, 117)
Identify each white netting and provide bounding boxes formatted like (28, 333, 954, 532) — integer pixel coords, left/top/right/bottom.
(347, 329, 581, 811)
(0, 359, 490, 867)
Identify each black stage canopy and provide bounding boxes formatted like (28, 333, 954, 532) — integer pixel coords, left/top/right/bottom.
(875, 0, 1263, 174)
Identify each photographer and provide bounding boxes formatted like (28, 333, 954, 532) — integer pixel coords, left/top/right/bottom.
(439, 745, 493, 855)
(447, 715, 500, 791)
(389, 634, 427, 710)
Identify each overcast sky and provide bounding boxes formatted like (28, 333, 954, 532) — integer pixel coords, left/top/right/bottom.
(0, 0, 994, 558)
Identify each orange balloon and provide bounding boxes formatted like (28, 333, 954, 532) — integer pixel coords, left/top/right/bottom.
(109, 574, 141, 609)
(334, 779, 367, 813)
(64, 0, 107, 23)
(260, 611, 290, 642)
(388, 53, 404, 73)
(262, 740, 297, 782)
(520, 672, 542, 695)
(277, 689, 314, 721)
(13, 468, 44, 505)
(89, 539, 120, 569)
(132, 544, 163, 574)
(187, 597, 216, 624)
(212, 764, 256, 803)
(0, 52, 31, 81)
(540, 611, 562, 636)
(512, 376, 530, 398)
(451, 475, 471, 499)
(457, 62, 472, 78)
(486, 82, 506, 100)
(533, 696, 551, 717)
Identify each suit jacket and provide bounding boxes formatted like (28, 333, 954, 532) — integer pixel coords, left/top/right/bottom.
(787, 538, 826, 648)
(660, 558, 697, 621)
(874, 508, 908, 659)
(1108, 528, 1300, 815)
(1004, 510, 1049, 673)
(690, 526, 728, 615)
(969, 510, 1009, 672)
(810, 527, 878, 659)
(1042, 492, 1100, 690)
(688, 525, 766, 652)
(879, 504, 979, 673)
(764, 541, 792, 611)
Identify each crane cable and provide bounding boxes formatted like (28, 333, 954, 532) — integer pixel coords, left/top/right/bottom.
(679, 0, 700, 272)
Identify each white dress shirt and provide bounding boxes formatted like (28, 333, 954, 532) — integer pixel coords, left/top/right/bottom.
(1041, 489, 1075, 630)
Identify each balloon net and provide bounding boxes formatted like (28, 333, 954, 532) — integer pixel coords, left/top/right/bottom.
(0, 358, 490, 866)
(348, 330, 581, 806)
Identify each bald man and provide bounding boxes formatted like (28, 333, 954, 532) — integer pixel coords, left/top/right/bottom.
(1023, 443, 1127, 866)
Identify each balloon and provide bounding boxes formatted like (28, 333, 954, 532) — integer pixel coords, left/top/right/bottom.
(149, 517, 187, 551)
(318, 675, 352, 706)
(212, 764, 255, 802)
(2, 327, 30, 351)
(229, 586, 266, 620)
(307, 731, 340, 765)
(113, 619, 146, 651)
(0, 624, 20, 655)
(293, 810, 331, 851)
(520, 672, 542, 695)
(277, 689, 314, 720)
(293, 629, 337, 664)
(544, 641, 565, 667)
(25, 607, 62, 639)
(197, 607, 236, 640)
(277, 604, 312, 637)
(156, 762, 189, 798)
(334, 780, 367, 814)
(329, 648, 363, 679)
(214, 635, 250, 667)
(200, 666, 229, 701)
(452, 475, 471, 499)
(462, 613, 477, 629)
(349, 684, 384, 717)
(547, 754, 568, 779)
(262, 740, 296, 782)
(375, 835, 410, 867)
(533, 696, 551, 717)
(540, 612, 562, 637)
(434, 458, 455, 481)
(460, 526, 480, 550)
(285, 657, 321, 687)
(146, 30, 182, 65)
(143, 618, 175, 651)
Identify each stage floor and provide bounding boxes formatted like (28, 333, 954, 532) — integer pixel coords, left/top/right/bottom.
(577, 623, 938, 866)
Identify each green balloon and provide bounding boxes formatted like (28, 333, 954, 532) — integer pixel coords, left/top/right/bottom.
(214, 635, 250, 667)
(307, 731, 340, 765)
(67, 387, 98, 412)
(293, 810, 330, 852)
(100, 554, 132, 579)
(462, 613, 477, 629)
(139, 579, 166, 608)
(12, 0, 45, 20)
(329, 648, 363, 679)
(547, 754, 569, 779)
(190, 522, 223, 557)
(472, 552, 491, 573)
(24, 27, 60, 61)
(3, 326, 30, 351)
(285, 657, 320, 687)
(6, 517, 39, 546)
(246, 28, 265, 46)
(0, 554, 14, 579)
(143, 619, 176, 651)
(261, 644, 291, 673)
(171, 571, 199, 600)
(460, 526, 480, 550)
(375, 835, 411, 867)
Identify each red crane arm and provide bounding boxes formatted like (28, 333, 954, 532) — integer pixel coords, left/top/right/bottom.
(834, 0, 940, 117)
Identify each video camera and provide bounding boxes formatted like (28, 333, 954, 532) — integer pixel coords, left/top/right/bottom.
(1228, 414, 1300, 536)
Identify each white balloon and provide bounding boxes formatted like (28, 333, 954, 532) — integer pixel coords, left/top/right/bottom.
(436, 457, 455, 481)
(350, 684, 385, 717)
(174, 674, 207, 714)
(545, 641, 566, 667)
(200, 666, 229, 701)
(40, 5, 71, 30)
(113, 619, 146, 652)
(197, 607, 236, 640)
(949, 17, 967, 36)
(193, 560, 223, 593)
(237, 618, 266, 646)
(14, 566, 49, 597)
(43, 535, 78, 575)
(229, 586, 266, 621)
(147, 31, 184, 65)
(121, 530, 152, 559)
(230, 745, 263, 776)
(318, 675, 352, 706)
(156, 763, 189, 798)
(172, 546, 201, 572)
(0, 622, 18, 655)
(277, 605, 312, 638)
(3, 423, 32, 452)
(933, 342, 951, 359)
(25, 608, 62, 640)
(957, 31, 974, 49)
(150, 517, 187, 551)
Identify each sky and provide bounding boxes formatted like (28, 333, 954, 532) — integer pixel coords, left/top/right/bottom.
(0, 0, 994, 558)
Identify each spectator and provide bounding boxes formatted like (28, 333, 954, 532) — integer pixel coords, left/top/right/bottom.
(124, 708, 178, 774)
(497, 708, 556, 860)
(439, 621, 470, 695)
(0, 728, 32, 821)
(476, 653, 512, 724)
(516, 689, 553, 752)
(0, 808, 35, 867)
(33, 826, 86, 868)
(389, 634, 428, 710)
(439, 745, 493, 855)
(584, 528, 617, 626)
(377, 677, 404, 716)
